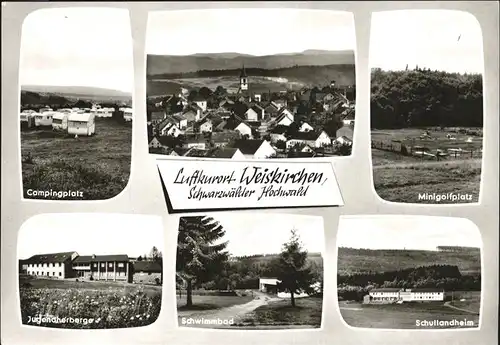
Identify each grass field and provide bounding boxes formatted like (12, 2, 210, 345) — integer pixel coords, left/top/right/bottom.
(371, 128, 482, 204)
(337, 248, 481, 276)
(19, 278, 162, 329)
(338, 300, 479, 329)
(21, 118, 132, 200)
(235, 297, 322, 328)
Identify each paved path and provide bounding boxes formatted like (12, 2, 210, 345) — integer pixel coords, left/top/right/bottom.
(179, 292, 281, 326)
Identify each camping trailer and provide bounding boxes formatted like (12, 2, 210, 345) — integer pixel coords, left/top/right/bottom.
(68, 113, 95, 136)
(20, 112, 36, 129)
(123, 108, 133, 122)
(52, 112, 69, 131)
(34, 111, 54, 127)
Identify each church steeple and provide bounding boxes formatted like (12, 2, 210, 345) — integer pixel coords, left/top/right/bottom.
(239, 63, 248, 91)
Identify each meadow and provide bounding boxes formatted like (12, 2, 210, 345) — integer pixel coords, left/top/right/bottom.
(21, 118, 132, 200)
(371, 128, 482, 204)
(337, 248, 481, 276)
(235, 297, 322, 329)
(19, 277, 162, 329)
(338, 297, 480, 329)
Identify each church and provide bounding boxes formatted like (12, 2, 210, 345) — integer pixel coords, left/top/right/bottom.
(236, 64, 260, 103)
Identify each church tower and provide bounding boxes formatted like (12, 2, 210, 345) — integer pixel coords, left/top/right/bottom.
(239, 63, 248, 91)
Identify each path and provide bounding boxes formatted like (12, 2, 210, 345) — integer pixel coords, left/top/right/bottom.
(179, 291, 281, 325)
(444, 301, 479, 315)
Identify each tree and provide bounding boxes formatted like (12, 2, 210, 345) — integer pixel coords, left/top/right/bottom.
(149, 246, 162, 263)
(276, 229, 316, 307)
(137, 256, 143, 261)
(176, 216, 229, 307)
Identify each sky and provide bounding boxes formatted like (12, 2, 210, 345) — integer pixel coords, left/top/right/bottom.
(146, 9, 355, 56)
(336, 216, 482, 251)
(370, 10, 484, 74)
(19, 8, 134, 93)
(17, 214, 164, 259)
(199, 213, 325, 257)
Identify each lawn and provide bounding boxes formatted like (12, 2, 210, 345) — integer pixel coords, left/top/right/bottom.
(176, 294, 254, 312)
(19, 278, 162, 329)
(235, 297, 323, 328)
(338, 301, 479, 329)
(21, 118, 132, 200)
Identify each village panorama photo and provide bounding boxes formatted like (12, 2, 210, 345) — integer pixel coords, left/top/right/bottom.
(176, 213, 324, 329)
(17, 213, 163, 329)
(337, 215, 482, 329)
(369, 10, 484, 204)
(146, 9, 356, 160)
(19, 8, 134, 201)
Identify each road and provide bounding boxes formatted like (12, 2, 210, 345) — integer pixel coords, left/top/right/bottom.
(444, 301, 480, 315)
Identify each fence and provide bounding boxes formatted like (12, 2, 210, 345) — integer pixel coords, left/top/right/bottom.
(371, 140, 482, 160)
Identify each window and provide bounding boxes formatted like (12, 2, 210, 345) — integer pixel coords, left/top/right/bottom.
(59, 263, 62, 267)
(59, 272, 62, 276)
(109, 263, 113, 267)
(101, 263, 105, 267)
(93, 263, 97, 268)
(118, 263, 124, 268)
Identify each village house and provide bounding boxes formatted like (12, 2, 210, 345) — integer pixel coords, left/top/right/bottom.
(193, 96, 207, 112)
(168, 114, 188, 130)
(208, 147, 245, 160)
(264, 103, 279, 118)
(272, 99, 287, 109)
(334, 124, 354, 146)
(159, 121, 183, 137)
(73, 254, 132, 283)
(230, 139, 276, 159)
(244, 107, 259, 122)
(150, 109, 166, 124)
(234, 122, 253, 138)
(253, 94, 262, 102)
(251, 104, 265, 120)
(275, 108, 294, 126)
(184, 137, 206, 149)
(259, 277, 280, 294)
(197, 117, 213, 133)
(24, 251, 79, 279)
(269, 125, 288, 144)
(298, 122, 314, 132)
(286, 130, 331, 150)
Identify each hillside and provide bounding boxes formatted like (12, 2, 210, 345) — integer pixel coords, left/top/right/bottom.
(232, 252, 323, 267)
(21, 85, 132, 103)
(337, 247, 481, 276)
(147, 64, 355, 96)
(147, 50, 355, 75)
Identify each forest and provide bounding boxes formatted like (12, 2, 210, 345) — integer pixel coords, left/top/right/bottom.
(371, 67, 483, 129)
(338, 264, 481, 301)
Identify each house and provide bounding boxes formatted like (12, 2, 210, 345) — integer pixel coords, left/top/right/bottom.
(301, 144, 315, 153)
(169, 114, 188, 130)
(51, 112, 69, 131)
(182, 108, 199, 123)
(72, 254, 132, 282)
(68, 113, 95, 136)
(272, 99, 287, 109)
(298, 122, 314, 132)
(132, 260, 162, 285)
(19, 259, 29, 274)
(367, 288, 445, 303)
(151, 110, 166, 124)
(275, 108, 294, 126)
(259, 277, 280, 294)
(211, 131, 240, 147)
(264, 103, 279, 118)
(149, 136, 170, 150)
(334, 136, 353, 147)
(231, 139, 276, 159)
(159, 122, 182, 137)
(184, 137, 206, 149)
(234, 122, 253, 138)
(24, 251, 79, 279)
(251, 104, 265, 120)
(253, 94, 262, 102)
(286, 130, 331, 150)
(208, 147, 245, 160)
(193, 95, 207, 112)
(244, 107, 259, 122)
(198, 117, 213, 133)
(269, 125, 288, 144)
(336, 124, 354, 141)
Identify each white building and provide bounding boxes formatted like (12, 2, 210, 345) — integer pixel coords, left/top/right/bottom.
(24, 252, 79, 279)
(244, 107, 259, 122)
(234, 122, 253, 138)
(159, 122, 182, 137)
(299, 122, 314, 132)
(287, 130, 331, 150)
(368, 288, 445, 303)
(275, 108, 294, 126)
(199, 118, 213, 133)
(68, 113, 96, 136)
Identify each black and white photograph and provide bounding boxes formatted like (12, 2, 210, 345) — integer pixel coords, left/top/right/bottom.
(146, 9, 356, 159)
(337, 216, 481, 329)
(17, 214, 163, 329)
(19, 8, 134, 201)
(370, 10, 484, 204)
(176, 213, 324, 329)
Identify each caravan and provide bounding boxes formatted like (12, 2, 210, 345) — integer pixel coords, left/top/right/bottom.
(52, 112, 69, 131)
(68, 113, 96, 136)
(34, 111, 54, 127)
